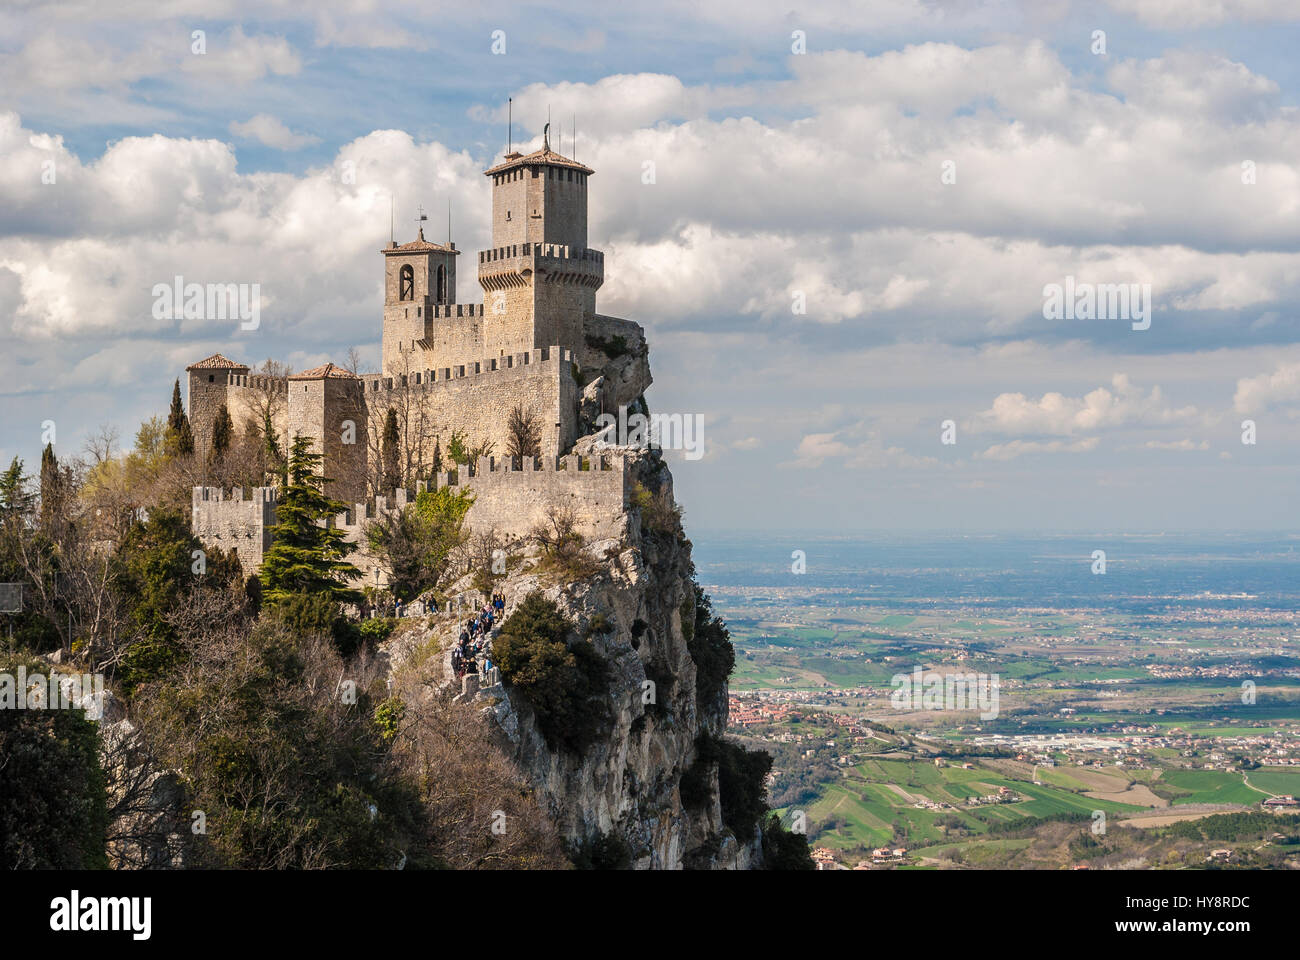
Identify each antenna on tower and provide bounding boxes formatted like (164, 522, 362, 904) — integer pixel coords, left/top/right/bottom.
(389, 193, 394, 244)
(573, 112, 577, 161)
(447, 199, 451, 245)
(507, 97, 512, 155)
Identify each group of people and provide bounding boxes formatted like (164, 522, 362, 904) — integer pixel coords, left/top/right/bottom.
(451, 592, 508, 680)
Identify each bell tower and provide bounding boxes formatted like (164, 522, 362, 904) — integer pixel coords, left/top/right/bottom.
(381, 226, 459, 373)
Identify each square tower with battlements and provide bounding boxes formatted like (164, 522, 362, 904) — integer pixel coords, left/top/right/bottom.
(381, 133, 603, 376)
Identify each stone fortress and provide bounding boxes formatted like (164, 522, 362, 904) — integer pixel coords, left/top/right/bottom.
(187, 130, 654, 583)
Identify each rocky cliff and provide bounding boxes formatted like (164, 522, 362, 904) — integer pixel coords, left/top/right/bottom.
(402, 317, 767, 869)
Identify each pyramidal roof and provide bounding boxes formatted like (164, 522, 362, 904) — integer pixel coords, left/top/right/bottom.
(186, 353, 248, 371)
(381, 226, 458, 255)
(484, 145, 594, 177)
(288, 362, 360, 381)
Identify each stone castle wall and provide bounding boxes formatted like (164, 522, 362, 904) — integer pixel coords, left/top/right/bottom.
(192, 453, 630, 585)
(362, 345, 578, 469)
(191, 486, 278, 573)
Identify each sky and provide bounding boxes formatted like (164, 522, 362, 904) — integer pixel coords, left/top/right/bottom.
(2, 0, 1300, 533)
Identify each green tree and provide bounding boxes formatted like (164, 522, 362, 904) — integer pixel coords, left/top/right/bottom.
(165, 379, 194, 456)
(263, 409, 286, 485)
(39, 442, 66, 531)
(687, 584, 735, 712)
(366, 487, 473, 602)
(0, 656, 109, 869)
(114, 507, 242, 693)
(382, 407, 401, 493)
(0, 457, 31, 520)
(259, 436, 361, 607)
(210, 403, 234, 460)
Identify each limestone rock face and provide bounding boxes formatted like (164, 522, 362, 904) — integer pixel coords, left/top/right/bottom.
(481, 454, 754, 869)
(581, 314, 652, 413)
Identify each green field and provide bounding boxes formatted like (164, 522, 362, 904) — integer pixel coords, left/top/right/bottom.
(1159, 769, 1269, 806)
(805, 757, 1147, 852)
(1248, 767, 1300, 795)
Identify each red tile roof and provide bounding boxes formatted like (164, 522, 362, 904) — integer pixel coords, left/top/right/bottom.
(186, 353, 248, 371)
(288, 362, 360, 381)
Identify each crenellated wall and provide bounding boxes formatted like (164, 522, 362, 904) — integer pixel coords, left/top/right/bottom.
(363, 344, 578, 469)
(191, 486, 278, 573)
(191, 453, 630, 583)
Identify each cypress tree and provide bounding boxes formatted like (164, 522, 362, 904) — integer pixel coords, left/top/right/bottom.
(210, 403, 233, 461)
(381, 407, 401, 494)
(39, 443, 63, 529)
(263, 409, 286, 485)
(165, 379, 194, 456)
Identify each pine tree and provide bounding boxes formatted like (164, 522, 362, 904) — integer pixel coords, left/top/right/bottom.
(259, 435, 361, 606)
(0, 457, 30, 519)
(165, 379, 194, 456)
(381, 407, 401, 494)
(210, 404, 233, 461)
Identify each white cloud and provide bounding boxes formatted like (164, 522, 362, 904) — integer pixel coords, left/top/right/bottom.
(974, 374, 1202, 436)
(1233, 362, 1300, 413)
(785, 429, 937, 470)
(230, 114, 321, 150)
(1105, 0, 1300, 29)
(977, 437, 1099, 460)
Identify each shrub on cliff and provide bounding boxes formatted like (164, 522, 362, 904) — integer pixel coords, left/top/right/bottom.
(531, 505, 599, 580)
(567, 831, 633, 869)
(696, 734, 771, 845)
(493, 592, 610, 752)
(761, 814, 815, 870)
(687, 584, 734, 711)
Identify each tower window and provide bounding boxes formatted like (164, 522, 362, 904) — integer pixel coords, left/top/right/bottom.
(208, 375, 214, 383)
(399, 264, 414, 301)
(437, 264, 446, 302)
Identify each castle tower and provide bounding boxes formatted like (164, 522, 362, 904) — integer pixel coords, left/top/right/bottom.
(286, 363, 368, 505)
(381, 227, 460, 373)
(479, 134, 603, 358)
(186, 353, 250, 460)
